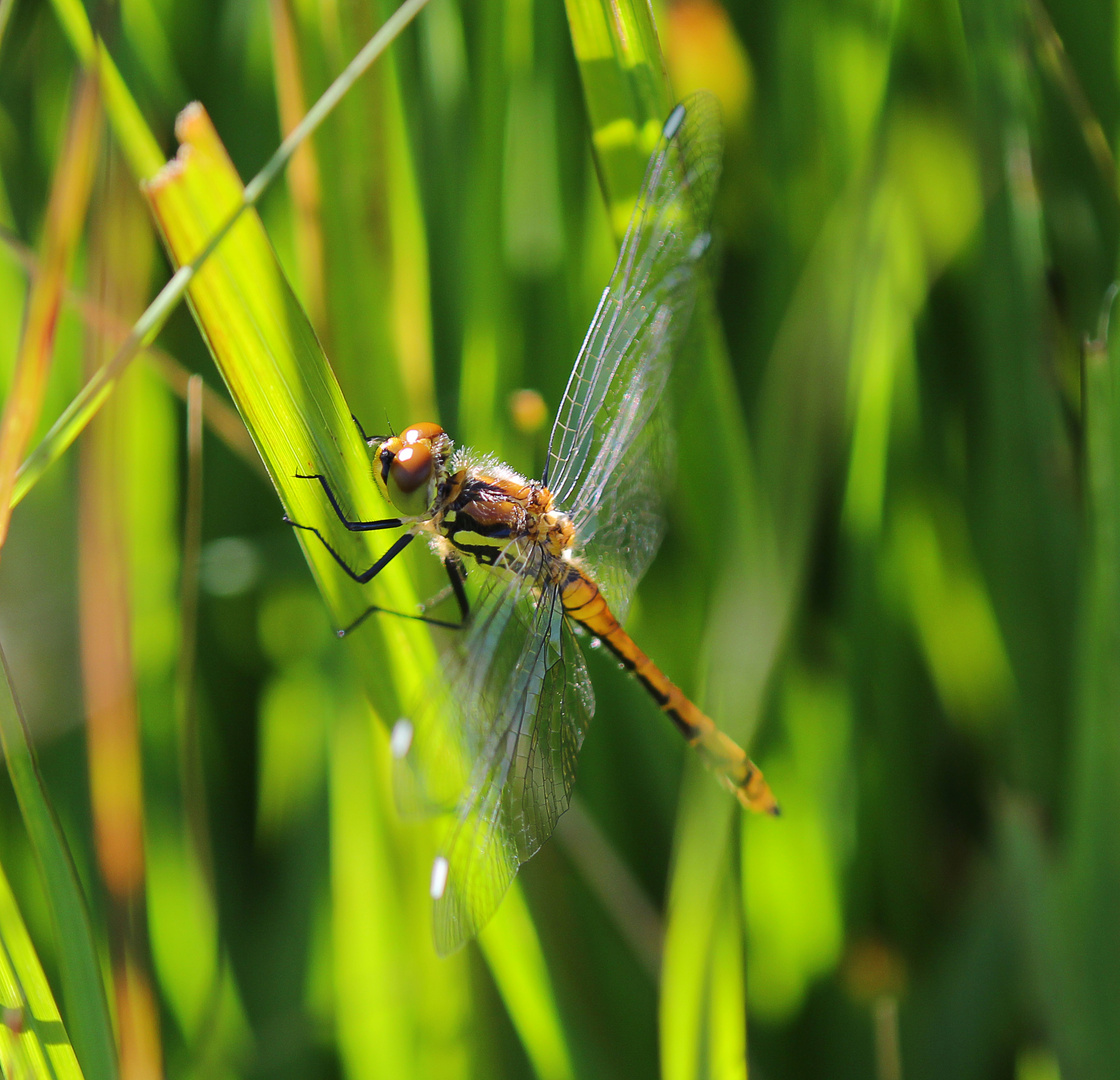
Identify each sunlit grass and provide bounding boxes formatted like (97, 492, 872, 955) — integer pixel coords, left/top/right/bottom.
(2, 0, 1120, 1077)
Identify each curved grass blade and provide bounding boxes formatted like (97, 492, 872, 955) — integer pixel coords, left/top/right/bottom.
(141, 102, 434, 713)
(0, 858, 85, 1080)
(139, 57, 569, 1072)
(0, 643, 117, 1080)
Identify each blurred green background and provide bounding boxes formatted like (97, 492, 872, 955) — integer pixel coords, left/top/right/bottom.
(1, 0, 1119, 1076)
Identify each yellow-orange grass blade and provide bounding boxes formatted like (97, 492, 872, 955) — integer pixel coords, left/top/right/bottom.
(79, 173, 164, 1080)
(0, 71, 100, 553)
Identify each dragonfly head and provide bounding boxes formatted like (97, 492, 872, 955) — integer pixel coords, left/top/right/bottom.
(372, 421, 452, 516)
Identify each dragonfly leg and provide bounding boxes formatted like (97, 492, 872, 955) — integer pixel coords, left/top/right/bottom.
(349, 412, 384, 447)
(291, 472, 404, 532)
(341, 557, 471, 637)
(289, 521, 415, 585)
(444, 556, 470, 623)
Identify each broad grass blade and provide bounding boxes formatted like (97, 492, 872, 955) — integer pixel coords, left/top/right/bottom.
(142, 103, 434, 715)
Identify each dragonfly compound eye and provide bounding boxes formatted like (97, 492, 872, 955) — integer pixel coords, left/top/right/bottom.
(391, 444, 433, 492)
(388, 444, 435, 515)
(402, 421, 445, 445)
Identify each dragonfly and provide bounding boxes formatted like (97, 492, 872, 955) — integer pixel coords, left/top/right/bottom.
(288, 92, 778, 955)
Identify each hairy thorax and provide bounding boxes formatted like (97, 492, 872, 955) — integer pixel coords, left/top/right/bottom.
(431, 467, 575, 570)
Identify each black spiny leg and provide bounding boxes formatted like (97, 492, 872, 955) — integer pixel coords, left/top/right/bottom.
(350, 413, 381, 447)
(291, 472, 403, 533)
(286, 471, 410, 585)
(288, 469, 472, 638)
(288, 520, 416, 586)
(341, 556, 471, 637)
(444, 556, 469, 623)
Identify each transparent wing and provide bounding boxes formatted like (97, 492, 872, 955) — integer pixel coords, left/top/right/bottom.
(567, 404, 673, 621)
(390, 559, 539, 820)
(428, 574, 594, 955)
(543, 92, 722, 614)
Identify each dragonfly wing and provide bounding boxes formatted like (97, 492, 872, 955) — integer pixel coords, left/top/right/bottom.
(391, 562, 536, 819)
(568, 387, 672, 621)
(431, 579, 594, 955)
(543, 92, 722, 613)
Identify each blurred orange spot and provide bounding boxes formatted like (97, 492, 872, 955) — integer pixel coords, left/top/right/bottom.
(115, 957, 163, 1080)
(667, 0, 753, 127)
(843, 937, 908, 1002)
(509, 388, 549, 435)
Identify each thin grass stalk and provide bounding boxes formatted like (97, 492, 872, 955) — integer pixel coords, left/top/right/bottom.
(13, 0, 432, 511)
(0, 225, 265, 475)
(1026, 0, 1117, 195)
(268, 0, 328, 332)
(176, 376, 214, 890)
(554, 799, 662, 980)
(46, 0, 163, 178)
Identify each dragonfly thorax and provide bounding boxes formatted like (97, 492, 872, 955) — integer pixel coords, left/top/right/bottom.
(433, 466, 575, 569)
(371, 421, 453, 517)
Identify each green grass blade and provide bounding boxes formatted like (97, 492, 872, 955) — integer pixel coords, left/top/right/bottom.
(565, 11, 766, 1077)
(145, 92, 578, 1070)
(1041, 301, 1120, 1074)
(660, 775, 738, 1080)
(564, 0, 673, 236)
(479, 891, 576, 1080)
(0, 858, 85, 1080)
(0, 644, 117, 1080)
(44, 1, 164, 181)
(142, 102, 433, 710)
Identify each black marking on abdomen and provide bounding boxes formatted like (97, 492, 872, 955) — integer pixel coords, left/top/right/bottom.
(446, 512, 512, 541)
(597, 634, 673, 707)
(665, 707, 698, 740)
(599, 634, 635, 671)
(636, 671, 670, 707)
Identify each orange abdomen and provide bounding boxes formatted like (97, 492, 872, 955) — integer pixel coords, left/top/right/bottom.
(560, 569, 778, 815)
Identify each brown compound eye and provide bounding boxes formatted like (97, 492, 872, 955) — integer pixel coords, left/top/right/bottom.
(402, 421, 444, 445)
(389, 443, 433, 495)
